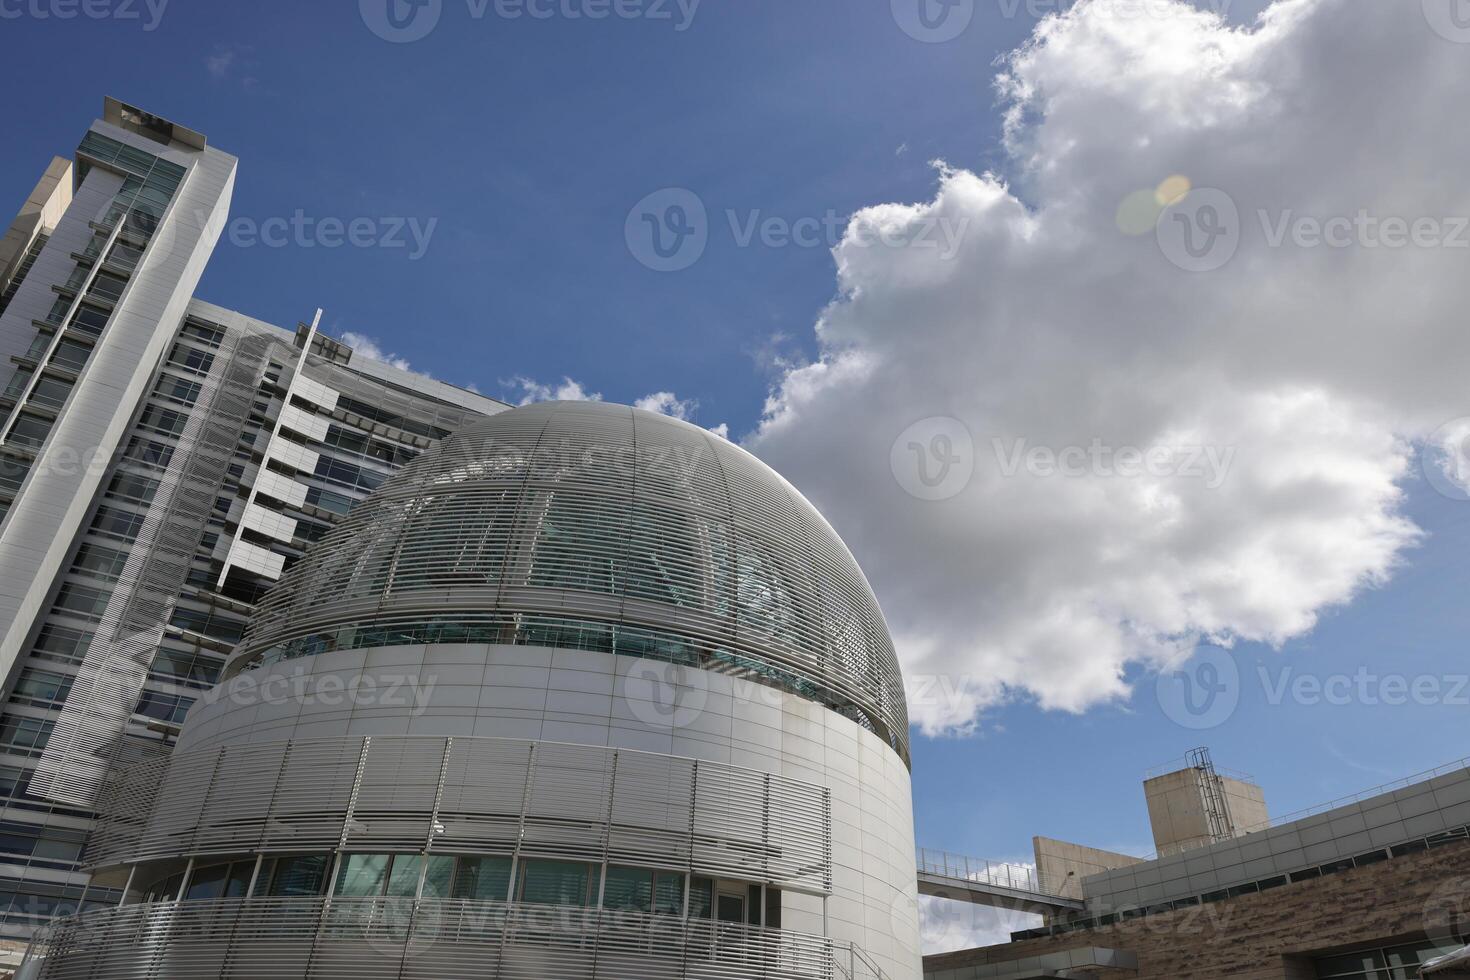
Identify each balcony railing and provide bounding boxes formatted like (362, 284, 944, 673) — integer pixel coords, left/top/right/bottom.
(25, 896, 855, 980)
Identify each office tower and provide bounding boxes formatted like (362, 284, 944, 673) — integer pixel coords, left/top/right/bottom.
(0, 99, 508, 960)
(29, 401, 922, 980)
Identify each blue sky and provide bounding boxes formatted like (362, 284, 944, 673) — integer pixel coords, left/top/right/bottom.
(4, 0, 1467, 898)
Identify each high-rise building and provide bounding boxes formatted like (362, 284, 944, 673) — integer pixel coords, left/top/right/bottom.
(0, 99, 509, 959)
(25, 401, 922, 980)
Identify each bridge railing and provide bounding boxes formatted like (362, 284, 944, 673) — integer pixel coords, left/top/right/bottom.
(915, 848, 1068, 897)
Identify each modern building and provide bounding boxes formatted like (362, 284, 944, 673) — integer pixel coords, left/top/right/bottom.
(923, 754, 1470, 980)
(0, 98, 509, 958)
(22, 400, 923, 979)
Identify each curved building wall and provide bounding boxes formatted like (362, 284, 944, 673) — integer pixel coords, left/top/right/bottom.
(168, 645, 920, 975)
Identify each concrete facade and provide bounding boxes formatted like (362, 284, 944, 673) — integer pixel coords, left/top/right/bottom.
(1146, 766, 1270, 857)
(926, 836, 1470, 980)
(1031, 837, 1142, 903)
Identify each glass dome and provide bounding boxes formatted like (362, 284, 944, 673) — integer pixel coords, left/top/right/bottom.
(237, 401, 909, 763)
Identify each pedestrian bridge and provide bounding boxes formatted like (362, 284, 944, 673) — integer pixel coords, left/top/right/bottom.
(916, 849, 1086, 914)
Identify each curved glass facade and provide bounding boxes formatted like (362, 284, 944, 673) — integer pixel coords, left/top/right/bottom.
(236, 401, 909, 763)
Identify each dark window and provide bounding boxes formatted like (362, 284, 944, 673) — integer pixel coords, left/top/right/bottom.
(134, 689, 194, 724)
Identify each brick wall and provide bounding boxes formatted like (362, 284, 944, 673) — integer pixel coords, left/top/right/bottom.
(924, 839, 1470, 980)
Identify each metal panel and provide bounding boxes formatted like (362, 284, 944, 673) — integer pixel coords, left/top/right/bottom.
(85, 734, 833, 896)
(26, 897, 846, 980)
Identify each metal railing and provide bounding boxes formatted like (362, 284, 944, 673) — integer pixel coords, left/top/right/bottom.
(916, 849, 1064, 897)
(25, 896, 847, 979)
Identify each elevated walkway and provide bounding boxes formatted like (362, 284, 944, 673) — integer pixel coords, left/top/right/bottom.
(916, 849, 1085, 914)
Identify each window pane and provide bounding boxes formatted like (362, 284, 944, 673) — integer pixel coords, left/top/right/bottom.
(603, 867, 653, 911)
(519, 860, 591, 907)
(386, 855, 423, 898)
(451, 857, 511, 901)
(654, 873, 685, 916)
(335, 854, 389, 897)
(422, 856, 455, 899)
(185, 864, 229, 901)
(689, 877, 713, 919)
(268, 855, 329, 897)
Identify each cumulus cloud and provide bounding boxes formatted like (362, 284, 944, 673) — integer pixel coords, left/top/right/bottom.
(511, 380, 726, 433)
(508, 376, 604, 405)
(919, 896, 1039, 955)
(340, 332, 415, 373)
(635, 391, 698, 420)
(747, 0, 1469, 735)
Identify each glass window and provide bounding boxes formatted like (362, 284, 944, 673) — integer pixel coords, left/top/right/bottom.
(451, 857, 512, 902)
(8, 415, 54, 449)
(267, 856, 329, 897)
(11, 669, 71, 705)
(154, 374, 202, 407)
(167, 344, 214, 376)
(335, 854, 390, 897)
(28, 377, 73, 411)
(69, 305, 110, 336)
(387, 855, 424, 897)
(0, 716, 54, 754)
(51, 339, 92, 372)
(53, 583, 112, 621)
(423, 856, 455, 899)
(134, 690, 194, 724)
(518, 860, 593, 907)
(185, 864, 230, 901)
(32, 625, 91, 664)
(0, 456, 31, 495)
(689, 877, 713, 919)
(603, 867, 654, 912)
(654, 872, 685, 916)
(86, 272, 128, 303)
(91, 505, 146, 543)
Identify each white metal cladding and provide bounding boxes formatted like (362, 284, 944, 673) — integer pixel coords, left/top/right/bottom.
(85, 734, 833, 895)
(28, 328, 279, 807)
(25, 897, 854, 980)
(235, 401, 909, 763)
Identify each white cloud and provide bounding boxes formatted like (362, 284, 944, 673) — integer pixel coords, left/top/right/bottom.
(634, 391, 697, 420)
(508, 377, 604, 405)
(747, 0, 1468, 735)
(340, 332, 414, 373)
(512, 382, 727, 434)
(205, 49, 235, 79)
